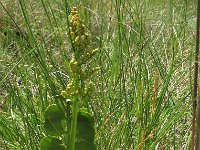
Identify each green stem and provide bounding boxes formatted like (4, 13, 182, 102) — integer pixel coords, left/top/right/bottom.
(70, 96, 78, 150)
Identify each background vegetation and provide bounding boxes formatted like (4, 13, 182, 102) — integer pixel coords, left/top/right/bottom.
(0, 0, 196, 149)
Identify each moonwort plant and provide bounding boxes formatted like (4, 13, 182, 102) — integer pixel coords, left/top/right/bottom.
(40, 7, 99, 150)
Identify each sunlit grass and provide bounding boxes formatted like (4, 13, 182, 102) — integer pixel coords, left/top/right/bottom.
(0, 0, 195, 149)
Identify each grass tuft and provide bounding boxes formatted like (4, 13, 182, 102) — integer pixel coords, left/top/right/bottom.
(0, 0, 196, 149)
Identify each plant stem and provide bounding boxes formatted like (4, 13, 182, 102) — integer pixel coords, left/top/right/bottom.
(70, 96, 78, 150)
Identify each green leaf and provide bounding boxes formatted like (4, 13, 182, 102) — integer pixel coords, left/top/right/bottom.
(0, 119, 4, 132)
(40, 136, 65, 150)
(44, 104, 65, 136)
(77, 108, 94, 125)
(77, 122, 95, 143)
(75, 140, 97, 150)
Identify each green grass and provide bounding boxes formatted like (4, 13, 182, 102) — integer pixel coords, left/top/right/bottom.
(0, 0, 195, 149)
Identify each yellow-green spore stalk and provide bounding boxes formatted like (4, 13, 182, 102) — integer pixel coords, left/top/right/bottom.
(69, 7, 90, 59)
(61, 7, 100, 100)
(61, 7, 100, 150)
